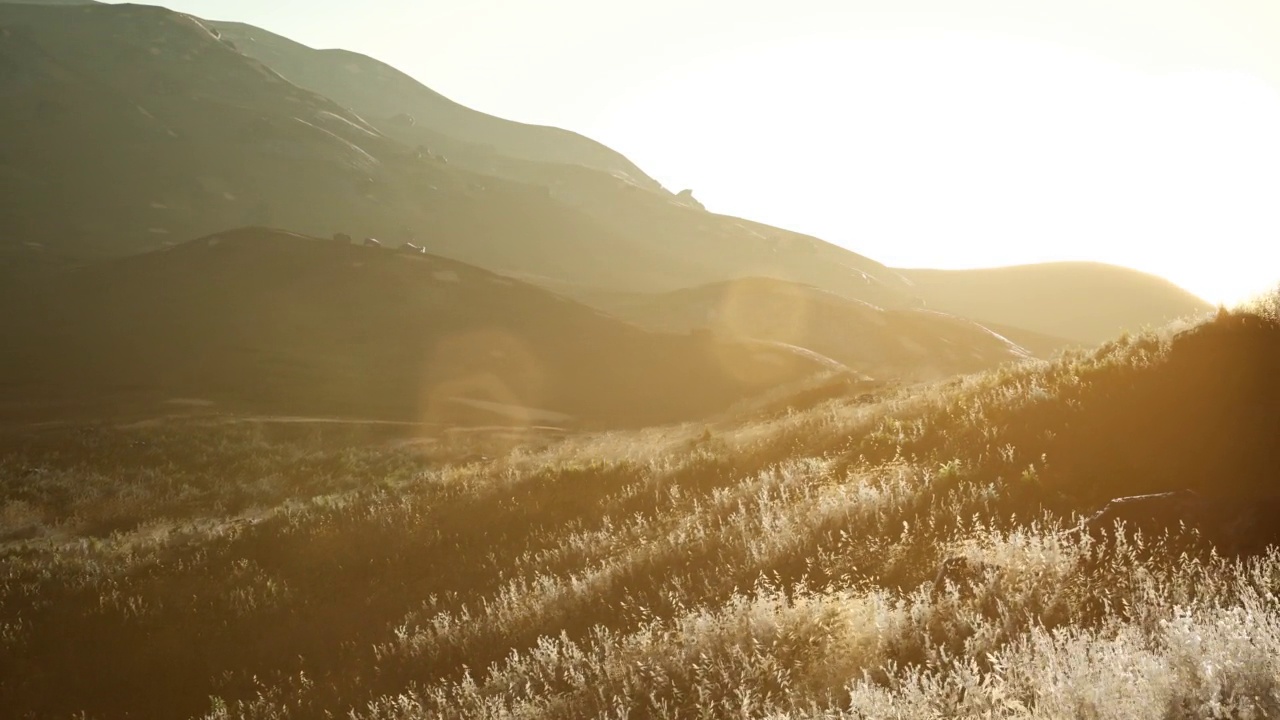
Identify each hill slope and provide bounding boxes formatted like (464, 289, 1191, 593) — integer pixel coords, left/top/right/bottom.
(207, 21, 662, 191)
(0, 2, 706, 287)
(0, 1, 915, 308)
(580, 276, 1035, 381)
(899, 262, 1214, 344)
(0, 228, 829, 428)
(180, 13, 1229, 341)
(1, 299, 1277, 719)
(202, 19, 919, 308)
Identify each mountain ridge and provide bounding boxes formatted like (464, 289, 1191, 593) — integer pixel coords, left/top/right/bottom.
(207, 19, 665, 191)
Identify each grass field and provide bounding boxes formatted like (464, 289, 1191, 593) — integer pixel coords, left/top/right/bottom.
(1, 295, 1276, 719)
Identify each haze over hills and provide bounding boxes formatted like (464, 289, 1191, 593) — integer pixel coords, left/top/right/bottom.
(0, 0, 1216, 370)
(899, 263, 1215, 345)
(0, 228, 834, 428)
(0, 1, 916, 311)
(206, 20, 664, 192)
(577, 277, 1038, 382)
(3, 1, 1279, 716)
(207, 13, 1222, 344)
(2, 296, 1277, 718)
(0, 2, 705, 291)
(199, 19, 927, 310)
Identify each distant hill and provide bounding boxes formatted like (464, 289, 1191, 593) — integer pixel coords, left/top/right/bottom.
(578, 277, 1035, 382)
(899, 262, 1214, 345)
(0, 228, 835, 427)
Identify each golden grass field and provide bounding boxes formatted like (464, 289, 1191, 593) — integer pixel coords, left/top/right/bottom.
(1, 292, 1276, 719)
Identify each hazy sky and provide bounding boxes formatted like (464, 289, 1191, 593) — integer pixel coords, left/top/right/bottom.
(105, 0, 1280, 304)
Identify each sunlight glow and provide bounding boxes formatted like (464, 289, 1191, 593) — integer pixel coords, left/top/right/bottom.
(590, 31, 1280, 306)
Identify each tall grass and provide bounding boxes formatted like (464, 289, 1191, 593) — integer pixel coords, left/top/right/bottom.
(2, 298, 1277, 718)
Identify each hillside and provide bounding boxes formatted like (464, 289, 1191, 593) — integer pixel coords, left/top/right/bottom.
(207, 21, 663, 191)
(0, 1, 916, 310)
(899, 262, 1215, 344)
(579, 276, 1036, 382)
(1, 299, 1277, 718)
(0, 2, 711, 287)
(200, 21, 919, 309)
(0, 228, 831, 428)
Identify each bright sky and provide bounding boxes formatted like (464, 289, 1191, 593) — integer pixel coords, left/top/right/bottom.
(105, 0, 1280, 305)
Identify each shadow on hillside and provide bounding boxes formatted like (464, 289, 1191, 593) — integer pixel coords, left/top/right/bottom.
(1049, 311, 1280, 503)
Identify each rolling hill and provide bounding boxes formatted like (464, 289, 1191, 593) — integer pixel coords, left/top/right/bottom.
(0, 228, 832, 428)
(577, 276, 1038, 381)
(899, 262, 1215, 344)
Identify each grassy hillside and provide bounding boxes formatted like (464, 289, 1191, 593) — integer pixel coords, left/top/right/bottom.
(899, 262, 1214, 344)
(2, 296, 1277, 718)
(0, 228, 834, 429)
(577, 276, 1037, 381)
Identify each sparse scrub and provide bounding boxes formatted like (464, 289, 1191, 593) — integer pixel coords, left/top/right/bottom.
(1239, 283, 1280, 322)
(2, 307, 1279, 718)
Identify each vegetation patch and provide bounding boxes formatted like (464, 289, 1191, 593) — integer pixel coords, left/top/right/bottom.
(1, 298, 1278, 718)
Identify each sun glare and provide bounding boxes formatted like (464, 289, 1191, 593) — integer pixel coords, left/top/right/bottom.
(592, 30, 1280, 306)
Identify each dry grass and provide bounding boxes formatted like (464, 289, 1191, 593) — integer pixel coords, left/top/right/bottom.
(1, 299, 1277, 719)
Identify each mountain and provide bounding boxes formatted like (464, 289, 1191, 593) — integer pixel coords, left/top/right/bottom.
(0, 2, 429, 253)
(0, 3, 699, 286)
(206, 21, 663, 191)
(576, 277, 1035, 382)
(0, 1, 915, 309)
(199, 17, 1220, 346)
(205, 19, 919, 309)
(0, 228, 832, 428)
(206, 20, 920, 305)
(0, 1, 1212, 349)
(898, 262, 1215, 345)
